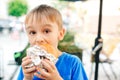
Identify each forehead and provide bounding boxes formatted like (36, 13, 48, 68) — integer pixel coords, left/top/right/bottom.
(25, 15, 54, 27)
(25, 12, 57, 27)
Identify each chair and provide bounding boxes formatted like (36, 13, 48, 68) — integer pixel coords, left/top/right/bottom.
(89, 38, 120, 80)
(89, 51, 117, 80)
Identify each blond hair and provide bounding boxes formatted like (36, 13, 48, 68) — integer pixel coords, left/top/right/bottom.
(25, 4, 63, 30)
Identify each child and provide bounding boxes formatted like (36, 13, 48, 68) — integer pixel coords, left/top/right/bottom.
(17, 4, 88, 80)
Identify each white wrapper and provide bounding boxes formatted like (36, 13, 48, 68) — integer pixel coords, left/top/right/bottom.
(25, 45, 58, 68)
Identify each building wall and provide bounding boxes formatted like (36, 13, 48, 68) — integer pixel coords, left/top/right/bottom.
(0, 0, 8, 19)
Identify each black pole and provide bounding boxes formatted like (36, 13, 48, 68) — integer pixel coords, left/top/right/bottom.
(98, 0, 103, 38)
(93, 0, 103, 80)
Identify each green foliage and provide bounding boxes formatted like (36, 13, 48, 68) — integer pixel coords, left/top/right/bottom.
(59, 31, 74, 43)
(8, 0, 28, 17)
(58, 31, 82, 60)
(58, 32, 81, 50)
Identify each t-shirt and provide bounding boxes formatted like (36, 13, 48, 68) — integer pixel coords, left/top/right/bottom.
(17, 52, 88, 80)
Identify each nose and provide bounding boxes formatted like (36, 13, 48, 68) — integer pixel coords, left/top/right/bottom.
(35, 34, 44, 45)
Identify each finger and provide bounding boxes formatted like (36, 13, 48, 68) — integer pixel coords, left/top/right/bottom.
(24, 66, 36, 73)
(36, 67, 49, 78)
(34, 72, 46, 79)
(43, 59, 55, 70)
(41, 60, 53, 72)
(22, 59, 32, 69)
(22, 56, 31, 62)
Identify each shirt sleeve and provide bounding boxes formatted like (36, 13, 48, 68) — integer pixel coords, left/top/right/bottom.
(17, 66, 24, 80)
(71, 56, 88, 80)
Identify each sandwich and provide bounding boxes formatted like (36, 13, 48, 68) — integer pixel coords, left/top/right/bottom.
(25, 44, 58, 68)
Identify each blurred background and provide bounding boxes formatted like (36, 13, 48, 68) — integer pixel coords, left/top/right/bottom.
(0, 0, 120, 80)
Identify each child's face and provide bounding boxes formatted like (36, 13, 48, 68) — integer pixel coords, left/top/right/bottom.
(25, 19, 65, 49)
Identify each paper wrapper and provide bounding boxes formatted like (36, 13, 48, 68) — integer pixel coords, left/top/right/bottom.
(25, 44, 58, 68)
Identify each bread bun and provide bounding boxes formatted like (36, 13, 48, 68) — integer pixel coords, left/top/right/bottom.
(39, 43, 58, 58)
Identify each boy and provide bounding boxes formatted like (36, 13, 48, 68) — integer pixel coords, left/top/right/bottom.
(17, 4, 88, 80)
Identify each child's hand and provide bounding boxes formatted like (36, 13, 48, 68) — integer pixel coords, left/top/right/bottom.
(34, 59, 63, 80)
(21, 56, 36, 80)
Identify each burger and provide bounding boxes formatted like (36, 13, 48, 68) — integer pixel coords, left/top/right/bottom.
(25, 44, 58, 68)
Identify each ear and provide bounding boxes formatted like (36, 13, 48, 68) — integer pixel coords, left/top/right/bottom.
(58, 28, 66, 41)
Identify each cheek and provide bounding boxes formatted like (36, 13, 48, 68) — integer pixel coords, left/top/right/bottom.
(28, 38, 33, 45)
(51, 34, 59, 41)
(28, 36, 35, 45)
(51, 35, 59, 45)
(46, 36, 58, 45)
